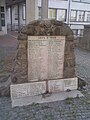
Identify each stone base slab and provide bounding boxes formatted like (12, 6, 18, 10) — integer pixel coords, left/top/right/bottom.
(11, 78, 78, 99)
(11, 90, 83, 107)
(11, 81, 46, 99)
(11, 77, 78, 107)
(48, 77, 78, 93)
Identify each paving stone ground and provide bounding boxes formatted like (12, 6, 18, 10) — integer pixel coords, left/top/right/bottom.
(0, 33, 17, 84)
(0, 33, 90, 120)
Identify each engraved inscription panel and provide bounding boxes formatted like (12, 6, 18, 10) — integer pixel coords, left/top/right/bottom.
(28, 36, 65, 81)
(28, 36, 48, 81)
(48, 37, 65, 79)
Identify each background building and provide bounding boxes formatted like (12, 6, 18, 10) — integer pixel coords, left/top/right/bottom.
(6, 0, 25, 31)
(5, 0, 90, 36)
(0, 0, 7, 35)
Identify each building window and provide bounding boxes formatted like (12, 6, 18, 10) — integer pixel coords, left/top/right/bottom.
(57, 9, 66, 22)
(38, 7, 41, 19)
(70, 10, 77, 21)
(1, 13, 5, 26)
(71, 10, 90, 22)
(14, 5, 18, 20)
(1, 7, 4, 12)
(72, 0, 80, 1)
(0, 6, 5, 26)
(81, 0, 90, 3)
(78, 11, 85, 21)
(85, 12, 90, 22)
(1, 13, 5, 18)
(48, 8, 56, 19)
(1, 19, 5, 26)
(72, 0, 90, 3)
(22, 4, 26, 20)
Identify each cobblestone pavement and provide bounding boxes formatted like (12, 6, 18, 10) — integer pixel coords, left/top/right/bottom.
(75, 48, 90, 94)
(0, 35, 90, 120)
(0, 33, 17, 82)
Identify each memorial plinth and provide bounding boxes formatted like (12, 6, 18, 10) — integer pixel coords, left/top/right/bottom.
(10, 20, 78, 107)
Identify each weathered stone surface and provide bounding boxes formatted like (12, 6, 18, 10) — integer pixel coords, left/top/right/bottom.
(18, 41, 27, 49)
(27, 25, 35, 35)
(48, 78, 78, 93)
(63, 67, 75, 78)
(18, 33, 27, 40)
(64, 77, 78, 91)
(10, 77, 78, 101)
(12, 19, 76, 87)
(48, 79, 64, 93)
(11, 19, 77, 105)
(11, 81, 46, 99)
(28, 36, 65, 81)
(20, 26, 28, 34)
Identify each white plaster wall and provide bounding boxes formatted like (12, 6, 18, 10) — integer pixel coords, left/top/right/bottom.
(12, 6, 18, 25)
(38, 0, 68, 9)
(71, 2, 90, 11)
(70, 25, 84, 29)
(6, 8, 11, 24)
(26, 0, 38, 24)
(19, 4, 26, 26)
(38, 0, 41, 6)
(48, 0, 68, 9)
(0, 0, 4, 5)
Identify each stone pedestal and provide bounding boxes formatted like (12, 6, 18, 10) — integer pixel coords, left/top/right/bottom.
(11, 20, 78, 106)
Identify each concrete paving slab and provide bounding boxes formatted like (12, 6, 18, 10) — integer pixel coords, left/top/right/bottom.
(12, 90, 84, 107)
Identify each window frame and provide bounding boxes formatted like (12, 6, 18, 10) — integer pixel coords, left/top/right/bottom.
(0, 6, 5, 26)
(14, 5, 18, 20)
(48, 8, 57, 19)
(84, 11, 90, 22)
(72, 0, 90, 4)
(77, 10, 85, 22)
(22, 4, 26, 20)
(70, 10, 77, 22)
(38, 7, 42, 19)
(56, 8, 67, 22)
(70, 9, 90, 22)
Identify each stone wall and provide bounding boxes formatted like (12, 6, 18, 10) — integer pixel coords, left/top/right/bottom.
(11, 20, 75, 84)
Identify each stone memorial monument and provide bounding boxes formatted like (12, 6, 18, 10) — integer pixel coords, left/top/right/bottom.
(10, 20, 78, 106)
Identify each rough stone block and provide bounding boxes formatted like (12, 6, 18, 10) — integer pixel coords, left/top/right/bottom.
(48, 78, 78, 93)
(11, 20, 76, 85)
(64, 77, 78, 91)
(48, 79, 64, 93)
(11, 81, 46, 99)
